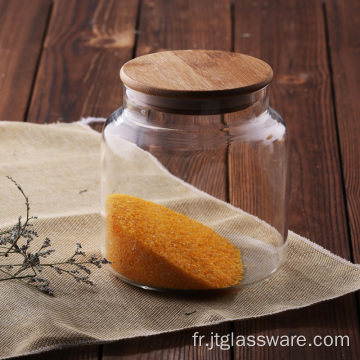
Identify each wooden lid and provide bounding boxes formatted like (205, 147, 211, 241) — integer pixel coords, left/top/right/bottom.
(120, 50, 272, 114)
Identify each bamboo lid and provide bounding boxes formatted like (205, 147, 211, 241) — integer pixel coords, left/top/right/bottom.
(120, 50, 273, 114)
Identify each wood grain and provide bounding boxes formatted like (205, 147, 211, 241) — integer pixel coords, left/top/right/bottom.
(120, 50, 272, 97)
(234, 0, 349, 252)
(102, 0, 233, 359)
(234, 295, 359, 360)
(27, 0, 139, 123)
(232, 0, 360, 359)
(2, 0, 359, 359)
(135, 0, 231, 55)
(0, 0, 51, 121)
(325, 0, 360, 263)
(22, 1, 139, 359)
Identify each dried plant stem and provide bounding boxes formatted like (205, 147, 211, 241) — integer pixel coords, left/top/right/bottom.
(0, 177, 110, 295)
(4, 177, 31, 257)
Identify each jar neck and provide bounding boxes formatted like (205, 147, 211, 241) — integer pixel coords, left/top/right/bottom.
(121, 85, 270, 128)
(124, 84, 269, 114)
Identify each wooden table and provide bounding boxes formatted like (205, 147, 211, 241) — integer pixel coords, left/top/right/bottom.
(1, 0, 359, 359)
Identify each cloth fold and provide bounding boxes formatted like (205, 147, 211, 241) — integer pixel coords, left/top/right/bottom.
(0, 121, 359, 360)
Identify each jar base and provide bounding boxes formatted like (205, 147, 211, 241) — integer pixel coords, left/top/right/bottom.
(107, 268, 242, 293)
(239, 239, 287, 285)
(105, 246, 286, 293)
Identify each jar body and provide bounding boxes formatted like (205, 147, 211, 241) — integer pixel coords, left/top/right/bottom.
(101, 86, 289, 290)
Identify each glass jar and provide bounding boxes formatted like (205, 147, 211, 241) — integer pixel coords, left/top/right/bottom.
(101, 50, 289, 291)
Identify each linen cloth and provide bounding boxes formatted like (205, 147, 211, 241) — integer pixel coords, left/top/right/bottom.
(0, 121, 360, 359)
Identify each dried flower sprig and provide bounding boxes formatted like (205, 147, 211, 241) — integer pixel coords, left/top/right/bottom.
(0, 176, 110, 295)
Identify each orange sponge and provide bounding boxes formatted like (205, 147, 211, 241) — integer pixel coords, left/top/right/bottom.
(105, 194, 243, 289)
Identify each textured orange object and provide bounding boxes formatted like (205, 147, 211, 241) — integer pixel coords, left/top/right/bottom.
(105, 194, 243, 289)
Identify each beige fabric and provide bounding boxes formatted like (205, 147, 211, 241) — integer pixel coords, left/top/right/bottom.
(1, 121, 360, 359)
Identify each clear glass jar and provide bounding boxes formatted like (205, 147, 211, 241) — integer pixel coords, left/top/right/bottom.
(101, 50, 289, 291)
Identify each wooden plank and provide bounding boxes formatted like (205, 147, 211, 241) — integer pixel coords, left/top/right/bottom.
(232, 0, 360, 359)
(234, 295, 358, 359)
(102, 0, 233, 359)
(0, 0, 51, 121)
(325, 0, 360, 262)
(23, 2, 139, 359)
(27, 0, 139, 123)
(234, 0, 349, 252)
(134, 0, 231, 198)
(135, 0, 231, 55)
